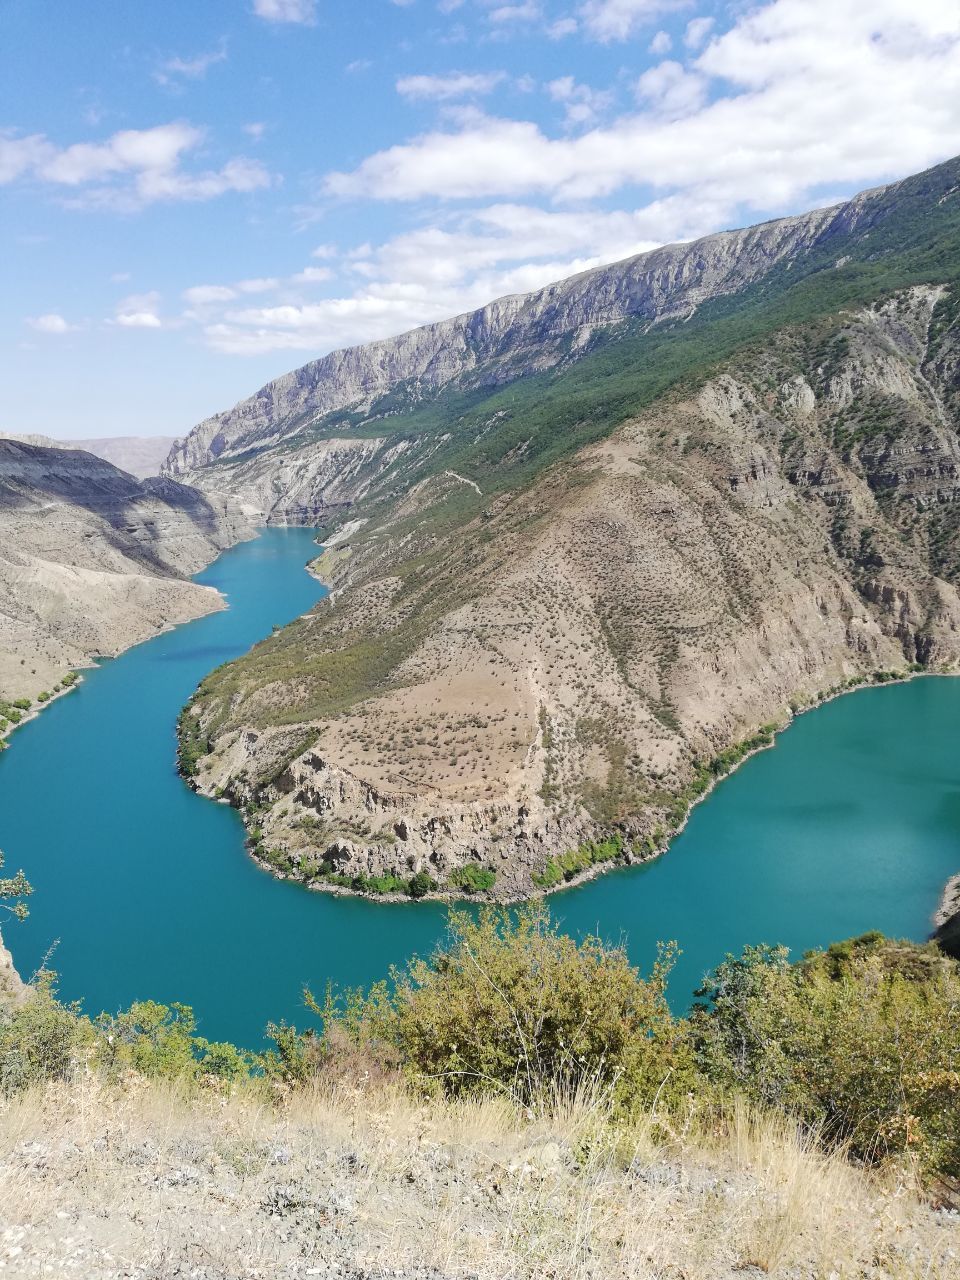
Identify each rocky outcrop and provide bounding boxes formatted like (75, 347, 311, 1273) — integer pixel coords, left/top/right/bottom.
(0, 927, 25, 1006)
(934, 874, 960, 959)
(0, 440, 252, 704)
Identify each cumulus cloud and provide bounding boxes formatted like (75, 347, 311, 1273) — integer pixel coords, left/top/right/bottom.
(684, 16, 714, 49)
(397, 72, 506, 100)
(0, 122, 271, 209)
(112, 292, 163, 329)
(323, 1, 960, 207)
(547, 76, 614, 128)
(26, 313, 76, 334)
(635, 60, 707, 118)
(252, 0, 317, 23)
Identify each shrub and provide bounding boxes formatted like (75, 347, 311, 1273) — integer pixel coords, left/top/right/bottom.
(449, 864, 497, 893)
(0, 975, 88, 1095)
(321, 905, 696, 1111)
(94, 1000, 253, 1082)
(407, 870, 435, 898)
(692, 934, 960, 1184)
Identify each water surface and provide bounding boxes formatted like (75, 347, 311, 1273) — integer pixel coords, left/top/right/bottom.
(2, 528, 958, 1044)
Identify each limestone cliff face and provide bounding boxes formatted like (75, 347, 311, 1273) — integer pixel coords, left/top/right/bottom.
(163, 182, 898, 493)
(185, 283, 960, 898)
(0, 441, 252, 703)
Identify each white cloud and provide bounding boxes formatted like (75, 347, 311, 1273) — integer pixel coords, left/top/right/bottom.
(0, 131, 52, 183)
(397, 72, 506, 100)
(0, 122, 271, 209)
(684, 16, 714, 49)
(547, 76, 614, 128)
(243, 122, 266, 140)
(115, 311, 163, 329)
(649, 29, 672, 53)
(154, 44, 228, 86)
(487, 2, 541, 21)
(26, 313, 76, 334)
(252, 0, 317, 23)
(635, 60, 707, 118)
(579, 0, 680, 42)
(183, 284, 237, 305)
(323, 1, 960, 206)
(290, 265, 333, 284)
(547, 17, 578, 38)
(237, 277, 281, 293)
(113, 292, 163, 329)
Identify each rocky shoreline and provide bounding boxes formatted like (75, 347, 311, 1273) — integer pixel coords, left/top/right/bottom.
(933, 873, 960, 959)
(191, 666, 958, 907)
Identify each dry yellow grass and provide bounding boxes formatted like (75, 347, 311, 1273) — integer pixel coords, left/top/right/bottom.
(0, 1077, 956, 1279)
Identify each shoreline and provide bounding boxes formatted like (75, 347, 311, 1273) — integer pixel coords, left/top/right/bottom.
(235, 664, 959, 909)
(0, 526, 261, 752)
(934, 873, 960, 930)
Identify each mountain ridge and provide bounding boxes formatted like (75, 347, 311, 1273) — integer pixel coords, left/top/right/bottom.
(163, 175, 900, 484)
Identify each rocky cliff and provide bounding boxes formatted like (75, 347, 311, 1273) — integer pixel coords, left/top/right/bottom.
(174, 156, 960, 899)
(162, 168, 927, 501)
(0, 441, 252, 705)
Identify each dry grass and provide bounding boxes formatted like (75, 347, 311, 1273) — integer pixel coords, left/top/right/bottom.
(0, 1076, 956, 1279)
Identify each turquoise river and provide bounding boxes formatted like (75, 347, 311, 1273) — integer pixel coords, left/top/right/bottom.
(1, 528, 958, 1046)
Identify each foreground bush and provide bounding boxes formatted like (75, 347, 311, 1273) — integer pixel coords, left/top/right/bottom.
(692, 933, 960, 1186)
(2, 910, 959, 1192)
(310, 905, 698, 1111)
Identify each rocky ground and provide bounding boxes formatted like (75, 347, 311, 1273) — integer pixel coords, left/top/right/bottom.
(0, 440, 251, 705)
(0, 1076, 957, 1280)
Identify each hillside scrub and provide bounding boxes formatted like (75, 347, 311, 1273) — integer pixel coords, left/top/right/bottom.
(0, 909, 958, 1198)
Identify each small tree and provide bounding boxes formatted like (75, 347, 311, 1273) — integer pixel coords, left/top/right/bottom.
(0, 847, 32, 922)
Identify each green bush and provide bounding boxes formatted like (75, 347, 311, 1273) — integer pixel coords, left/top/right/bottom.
(534, 835, 624, 888)
(319, 905, 696, 1110)
(0, 975, 88, 1095)
(407, 870, 435, 898)
(449, 864, 496, 893)
(692, 934, 960, 1183)
(95, 1000, 252, 1081)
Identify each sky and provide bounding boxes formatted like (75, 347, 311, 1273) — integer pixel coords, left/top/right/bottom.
(2, 0, 960, 440)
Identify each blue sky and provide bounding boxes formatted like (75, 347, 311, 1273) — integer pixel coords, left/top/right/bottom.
(3, 0, 959, 439)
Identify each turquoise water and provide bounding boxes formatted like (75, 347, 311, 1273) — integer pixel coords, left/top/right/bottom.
(1, 528, 958, 1046)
